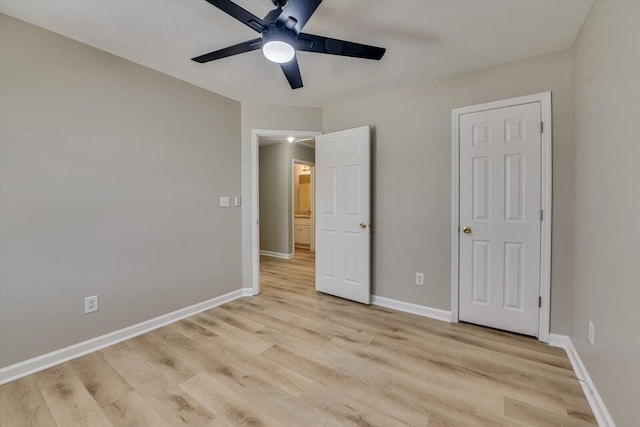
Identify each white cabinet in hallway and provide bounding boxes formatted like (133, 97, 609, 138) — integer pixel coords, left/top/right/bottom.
(294, 216, 311, 247)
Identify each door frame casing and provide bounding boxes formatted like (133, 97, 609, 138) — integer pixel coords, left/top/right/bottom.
(251, 129, 322, 296)
(450, 92, 552, 342)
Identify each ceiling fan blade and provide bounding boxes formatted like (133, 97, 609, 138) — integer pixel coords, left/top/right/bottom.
(204, 0, 268, 32)
(279, 56, 303, 89)
(296, 33, 386, 60)
(276, 0, 322, 35)
(192, 38, 263, 63)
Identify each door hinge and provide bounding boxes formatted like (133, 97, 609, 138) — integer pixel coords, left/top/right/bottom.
(540, 209, 544, 221)
(539, 296, 542, 308)
(540, 122, 544, 133)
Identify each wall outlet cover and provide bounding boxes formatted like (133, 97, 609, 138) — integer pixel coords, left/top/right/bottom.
(85, 295, 98, 314)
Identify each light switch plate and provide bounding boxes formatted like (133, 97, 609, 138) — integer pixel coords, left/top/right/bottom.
(234, 196, 241, 207)
(219, 196, 230, 207)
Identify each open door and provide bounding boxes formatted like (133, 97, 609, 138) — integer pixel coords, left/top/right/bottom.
(315, 126, 371, 304)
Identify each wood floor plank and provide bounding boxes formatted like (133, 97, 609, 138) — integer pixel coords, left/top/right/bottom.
(40, 376, 113, 427)
(461, 355, 585, 399)
(0, 375, 57, 427)
(100, 342, 217, 427)
(30, 364, 75, 390)
(202, 306, 266, 333)
(322, 337, 508, 418)
(261, 343, 431, 426)
(68, 352, 132, 406)
(189, 312, 273, 354)
(563, 393, 599, 425)
(193, 329, 316, 399)
(165, 321, 317, 400)
(180, 371, 282, 427)
(0, 249, 596, 426)
(299, 382, 430, 427)
(263, 305, 376, 346)
(504, 397, 598, 427)
(222, 302, 333, 347)
(102, 390, 170, 427)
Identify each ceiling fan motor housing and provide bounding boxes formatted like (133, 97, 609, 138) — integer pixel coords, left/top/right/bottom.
(264, 6, 298, 31)
(263, 7, 282, 25)
(262, 27, 295, 47)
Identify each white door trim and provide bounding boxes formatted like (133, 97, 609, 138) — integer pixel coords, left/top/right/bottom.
(451, 92, 552, 342)
(291, 158, 315, 253)
(251, 129, 322, 296)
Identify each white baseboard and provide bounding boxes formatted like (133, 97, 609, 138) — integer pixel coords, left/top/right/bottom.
(547, 333, 569, 348)
(548, 334, 616, 427)
(259, 250, 294, 259)
(0, 288, 248, 385)
(371, 295, 452, 323)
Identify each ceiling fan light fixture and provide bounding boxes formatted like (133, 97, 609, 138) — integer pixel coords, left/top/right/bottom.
(191, 0, 386, 90)
(263, 40, 295, 63)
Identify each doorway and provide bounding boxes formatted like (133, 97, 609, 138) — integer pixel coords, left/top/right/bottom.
(451, 92, 552, 342)
(251, 126, 373, 305)
(251, 129, 321, 295)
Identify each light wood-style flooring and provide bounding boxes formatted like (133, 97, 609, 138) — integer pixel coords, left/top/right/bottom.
(0, 249, 596, 426)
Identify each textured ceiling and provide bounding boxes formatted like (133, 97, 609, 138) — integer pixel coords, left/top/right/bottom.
(0, 0, 593, 107)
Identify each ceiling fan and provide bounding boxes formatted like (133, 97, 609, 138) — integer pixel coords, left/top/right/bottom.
(192, 0, 386, 89)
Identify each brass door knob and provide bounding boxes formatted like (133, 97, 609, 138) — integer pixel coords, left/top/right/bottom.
(360, 222, 367, 229)
(462, 226, 472, 234)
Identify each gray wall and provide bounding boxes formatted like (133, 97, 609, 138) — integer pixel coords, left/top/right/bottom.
(323, 49, 574, 334)
(0, 15, 242, 367)
(571, 2, 640, 425)
(259, 142, 314, 255)
(259, 143, 289, 254)
(241, 104, 322, 287)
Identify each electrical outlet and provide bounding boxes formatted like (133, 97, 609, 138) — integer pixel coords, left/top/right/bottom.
(588, 321, 595, 345)
(416, 272, 424, 286)
(85, 295, 98, 314)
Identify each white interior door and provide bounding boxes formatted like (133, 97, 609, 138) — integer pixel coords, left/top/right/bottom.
(459, 102, 542, 336)
(315, 126, 370, 304)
